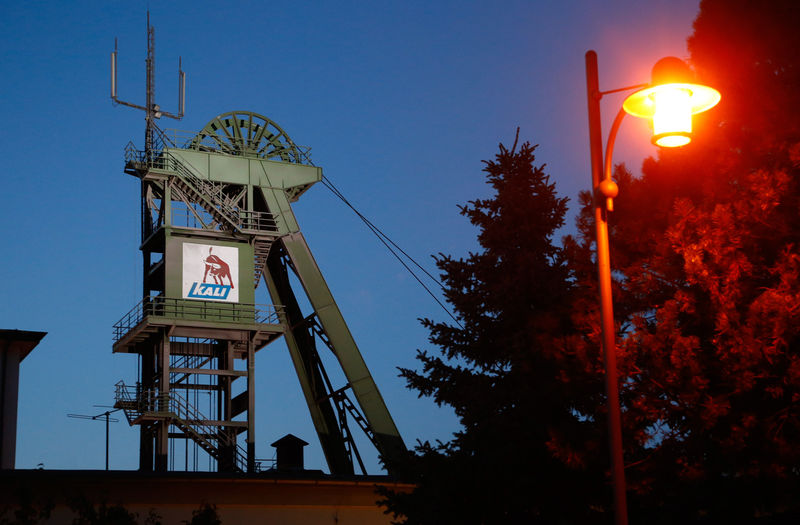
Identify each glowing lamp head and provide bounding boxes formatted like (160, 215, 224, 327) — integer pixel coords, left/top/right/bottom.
(622, 57, 720, 147)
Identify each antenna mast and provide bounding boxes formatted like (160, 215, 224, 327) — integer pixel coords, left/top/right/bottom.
(111, 11, 185, 159)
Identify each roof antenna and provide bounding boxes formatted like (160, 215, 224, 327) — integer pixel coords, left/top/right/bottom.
(111, 10, 186, 160)
(67, 406, 122, 470)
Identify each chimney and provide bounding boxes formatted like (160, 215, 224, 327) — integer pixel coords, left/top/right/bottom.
(270, 434, 309, 472)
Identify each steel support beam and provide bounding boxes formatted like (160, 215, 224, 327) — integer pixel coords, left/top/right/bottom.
(274, 233, 406, 473)
(264, 245, 354, 475)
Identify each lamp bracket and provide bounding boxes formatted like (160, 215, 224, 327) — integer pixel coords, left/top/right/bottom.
(599, 82, 648, 98)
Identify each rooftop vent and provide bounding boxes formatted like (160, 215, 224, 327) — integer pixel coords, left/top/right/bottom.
(270, 434, 309, 472)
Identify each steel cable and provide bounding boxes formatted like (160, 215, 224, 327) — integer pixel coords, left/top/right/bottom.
(320, 175, 463, 329)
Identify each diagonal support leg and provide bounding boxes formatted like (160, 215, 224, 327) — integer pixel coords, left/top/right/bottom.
(275, 233, 406, 474)
(265, 245, 354, 475)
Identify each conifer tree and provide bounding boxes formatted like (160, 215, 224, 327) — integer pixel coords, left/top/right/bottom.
(383, 132, 607, 524)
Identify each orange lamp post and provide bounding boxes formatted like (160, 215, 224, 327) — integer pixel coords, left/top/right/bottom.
(584, 50, 720, 525)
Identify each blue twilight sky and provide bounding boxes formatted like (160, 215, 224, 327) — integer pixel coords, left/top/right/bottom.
(1, 0, 700, 474)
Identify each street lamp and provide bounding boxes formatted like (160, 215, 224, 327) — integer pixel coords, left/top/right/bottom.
(584, 50, 720, 525)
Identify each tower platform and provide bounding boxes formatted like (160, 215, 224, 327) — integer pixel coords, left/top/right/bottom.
(112, 296, 285, 354)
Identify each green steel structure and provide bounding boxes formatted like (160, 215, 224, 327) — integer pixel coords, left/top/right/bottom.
(112, 111, 405, 475)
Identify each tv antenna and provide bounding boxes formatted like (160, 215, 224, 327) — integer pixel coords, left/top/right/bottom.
(111, 11, 185, 158)
(67, 407, 122, 470)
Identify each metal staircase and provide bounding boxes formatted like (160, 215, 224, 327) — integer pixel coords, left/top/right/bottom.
(169, 353, 212, 388)
(253, 239, 272, 288)
(125, 134, 279, 236)
(168, 165, 241, 232)
(115, 381, 252, 472)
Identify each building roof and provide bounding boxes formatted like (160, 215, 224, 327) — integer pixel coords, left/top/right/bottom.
(0, 329, 46, 362)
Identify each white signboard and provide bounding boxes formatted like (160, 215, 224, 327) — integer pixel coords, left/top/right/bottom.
(182, 243, 239, 303)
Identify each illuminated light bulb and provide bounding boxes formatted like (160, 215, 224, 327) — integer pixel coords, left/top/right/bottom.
(654, 134, 691, 148)
(652, 86, 692, 147)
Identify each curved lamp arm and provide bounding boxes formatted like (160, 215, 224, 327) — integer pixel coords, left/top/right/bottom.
(605, 107, 627, 183)
(599, 107, 627, 212)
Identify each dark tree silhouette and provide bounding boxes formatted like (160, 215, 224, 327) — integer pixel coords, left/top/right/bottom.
(68, 498, 139, 525)
(182, 504, 221, 525)
(381, 132, 609, 524)
(0, 490, 52, 525)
